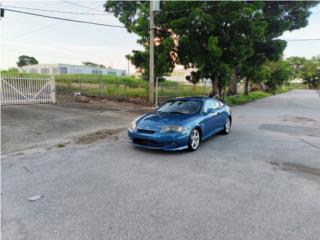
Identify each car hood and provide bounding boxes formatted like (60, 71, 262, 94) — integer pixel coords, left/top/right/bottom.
(137, 111, 193, 131)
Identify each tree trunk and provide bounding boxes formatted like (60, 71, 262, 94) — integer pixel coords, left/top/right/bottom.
(244, 78, 249, 96)
(259, 82, 268, 91)
(218, 79, 223, 97)
(228, 66, 238, 96)
(209, 76, 220, 98)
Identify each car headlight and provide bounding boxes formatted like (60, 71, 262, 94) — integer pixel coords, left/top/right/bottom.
(160, 125, 184, 133)
(129, 121, 137, 130)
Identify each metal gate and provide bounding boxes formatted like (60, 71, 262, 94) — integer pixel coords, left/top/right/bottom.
(0, 75, 55, 105)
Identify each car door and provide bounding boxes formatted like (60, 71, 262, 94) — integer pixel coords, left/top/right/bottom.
(202, 99, 220, 137)
(213, 100, 226, 130)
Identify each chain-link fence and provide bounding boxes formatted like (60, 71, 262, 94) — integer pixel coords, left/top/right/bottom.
(156, 81, 211, 105)
(54, 74, 211, 104)
(55, 74, 148, 100)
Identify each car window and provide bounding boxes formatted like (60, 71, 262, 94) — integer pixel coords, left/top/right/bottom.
(216, 100, 224, 108)
(158, 100, 202, 114)
(204, 99, 224, 112)
(203, 99, 215, 112)
(213, 100, 222, 109)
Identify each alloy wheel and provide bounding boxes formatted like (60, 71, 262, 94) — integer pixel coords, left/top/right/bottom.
(189, 129, 200, 151)
(224, 118, 231, 134)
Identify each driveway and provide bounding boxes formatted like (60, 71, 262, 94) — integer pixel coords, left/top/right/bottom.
(2, 90, 320, 240)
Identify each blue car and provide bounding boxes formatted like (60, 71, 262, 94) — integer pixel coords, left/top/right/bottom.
(128, 97, 232, 151)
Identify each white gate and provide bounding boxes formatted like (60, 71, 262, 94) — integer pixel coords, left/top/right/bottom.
(0, 75, 55, 105)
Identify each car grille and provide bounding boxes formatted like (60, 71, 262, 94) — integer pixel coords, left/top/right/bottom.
(137, 128, 156, 134)
(133, 138, 159, 147)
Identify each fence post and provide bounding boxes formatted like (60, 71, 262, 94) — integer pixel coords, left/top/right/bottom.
(99, 74, 103, 98)
(51, 73, 56, 103)
(67, 78, 71, 93)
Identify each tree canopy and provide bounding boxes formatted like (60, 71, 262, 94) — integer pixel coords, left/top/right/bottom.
(16, 55, 39, 67)
(82, 62, 106, 68)
(105, 1, 318, 97)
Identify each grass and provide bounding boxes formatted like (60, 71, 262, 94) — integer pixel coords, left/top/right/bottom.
(55, 75, 211, 99)
(223, 85, 300, 105)
(55, 74, 148, 88)
(224, 91, 272, 105)
(2, 71, 309, 105)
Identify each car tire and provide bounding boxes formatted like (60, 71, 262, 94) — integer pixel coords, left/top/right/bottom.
(188, 128, 200, 151)
(222, 117, 231, 135)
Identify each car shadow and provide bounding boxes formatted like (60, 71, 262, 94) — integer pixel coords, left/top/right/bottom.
(130, 132, 225, 155)
(131, 145, 190, 155)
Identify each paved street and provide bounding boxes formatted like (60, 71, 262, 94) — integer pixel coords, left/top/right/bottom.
(1, 102, 139, 155)
(2, 90, 320, 240)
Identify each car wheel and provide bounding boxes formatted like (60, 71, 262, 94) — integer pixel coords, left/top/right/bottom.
(222, 117, 231, 134)
(188, 128, 200, 151)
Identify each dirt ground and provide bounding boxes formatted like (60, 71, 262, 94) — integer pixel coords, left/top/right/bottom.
(56, 93, 152, 113)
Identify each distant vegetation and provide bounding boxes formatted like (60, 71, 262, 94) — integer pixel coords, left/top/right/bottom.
(82, 62, 106, 68)
(286, 56, 320, 89)
(16, 55, 38, 67)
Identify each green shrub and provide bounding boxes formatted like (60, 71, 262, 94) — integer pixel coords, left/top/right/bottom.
(248, 91, 271, 100)
(225, 91, 271, 105)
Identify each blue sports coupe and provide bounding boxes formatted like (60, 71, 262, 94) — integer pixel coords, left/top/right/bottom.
(128, 97, 232, 151)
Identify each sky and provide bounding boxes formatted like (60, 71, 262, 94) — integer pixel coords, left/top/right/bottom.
(1, 0, 320, 71)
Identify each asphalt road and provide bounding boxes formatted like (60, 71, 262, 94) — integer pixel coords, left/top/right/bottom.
(2, 90, 320, 240)
(1, 102, 138, 154)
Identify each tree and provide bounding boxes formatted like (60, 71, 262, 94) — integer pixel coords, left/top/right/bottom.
(286, 56, 307, 79)
(240, 1, 318, 96)
(159, 1, 267, 97)
(186, 71, 202, 89)
(82, 62, 106, 68)
(105, 1, 318, 97)
(285, 56, 320, 89)
(7, 67, 19, 73)
(300, 56, 320, 89)
(263, 60, 292, 94)
(16, 55, 38, 67)
(105, 1, 176, 80)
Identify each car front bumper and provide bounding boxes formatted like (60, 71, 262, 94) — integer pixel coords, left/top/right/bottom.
(128, 129, 190, 151)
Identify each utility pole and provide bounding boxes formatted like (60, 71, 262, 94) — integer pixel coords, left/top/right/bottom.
(149, 1, 155, 105)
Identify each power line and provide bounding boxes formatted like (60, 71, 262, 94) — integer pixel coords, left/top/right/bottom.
(3, 8, 126, 29)
(281, 38, 320, 41)
(61, 0, 104, 13)
(3, 8, 320, 42)
(3, 5, 112, 16)
(5, 2, 73, 40)
(6, 21, 62, 40)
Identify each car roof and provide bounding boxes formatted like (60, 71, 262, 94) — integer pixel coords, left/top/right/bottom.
(173, 96, 216, 101)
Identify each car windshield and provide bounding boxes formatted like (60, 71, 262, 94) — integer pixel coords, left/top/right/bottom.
(158, 100, 202, 114)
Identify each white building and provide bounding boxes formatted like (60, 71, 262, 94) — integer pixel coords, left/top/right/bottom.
(20, 63, 126, 76)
